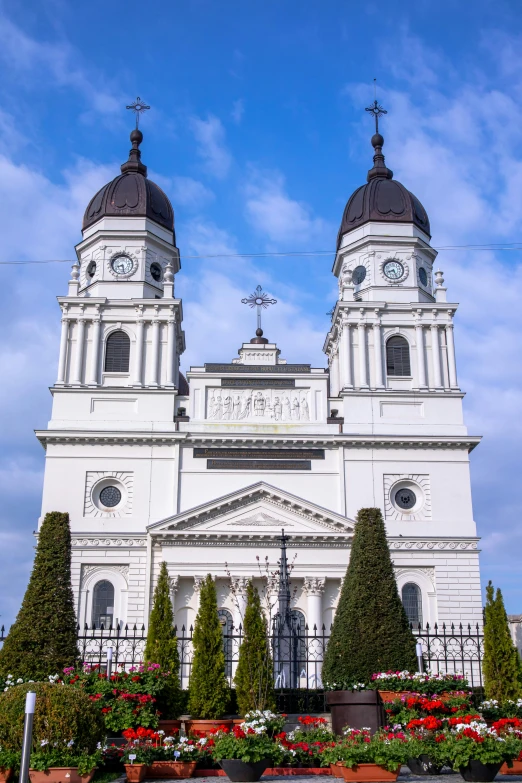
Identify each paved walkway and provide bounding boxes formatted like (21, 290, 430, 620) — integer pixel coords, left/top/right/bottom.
(139, 773, 522, 783)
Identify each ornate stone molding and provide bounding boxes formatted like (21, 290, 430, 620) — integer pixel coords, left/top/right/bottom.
(80, 563, 129, 589)
(72, 537, 146, 547)
(303, 577, 326, 596)
(231, 576, 250, 595)
(84, 471, 133, 518)
(384, 474, 432, 521)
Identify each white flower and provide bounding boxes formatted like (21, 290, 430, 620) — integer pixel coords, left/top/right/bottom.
(174, 751, 180, 759)
(41, 740, 49, 747)
(157, 730, 165, 736)
(67, 740, 74, 747)
(97, 743, 102, 750)
(16, 678, 23, 684)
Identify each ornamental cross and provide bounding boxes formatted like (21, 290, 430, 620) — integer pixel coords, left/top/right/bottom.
(365, 81, 387, 134)
(126, 96, 150, 129)
(241, 285, 277, 333)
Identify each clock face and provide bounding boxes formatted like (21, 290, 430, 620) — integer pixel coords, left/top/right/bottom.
(383, 259, 405, 281)
(111, 255, 134, 275)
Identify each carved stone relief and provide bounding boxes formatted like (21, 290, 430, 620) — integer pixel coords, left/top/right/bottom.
(207, 388, 312, 422)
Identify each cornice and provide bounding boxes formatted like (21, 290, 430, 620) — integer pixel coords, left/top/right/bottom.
(72, 536, 146, 548)
(35, 430, 481, 452)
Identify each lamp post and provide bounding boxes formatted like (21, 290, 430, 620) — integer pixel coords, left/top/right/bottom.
(19, 691, 36, 783)
(416, 641, 424, 674)
(106, 646, 113, 679)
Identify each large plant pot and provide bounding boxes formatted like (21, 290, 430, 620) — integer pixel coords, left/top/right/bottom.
(158, 719, 181, 736)
(338, 764, 400, 782)
(124, 764, 148, 783)
(187, 718, 233, 736)
(326, 691, 385, 736)
(0, 770, 12, 783)
(149, 761, 197, 778)
(408, 755, 443, 775)
(218, 759, 270, 782)
(331, 764, 344, 778)
(459, 761, 502, 782)
(501, 760, 522, 775)
(29, 769, 96, 783)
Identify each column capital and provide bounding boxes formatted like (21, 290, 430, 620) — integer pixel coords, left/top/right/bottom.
(168, 574, 179, 595)
(304, 576, 325, 596)
(193, 575, 206, 592)
(231, 576, 250, 595)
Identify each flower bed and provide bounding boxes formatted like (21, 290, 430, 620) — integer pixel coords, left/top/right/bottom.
(370, 671, 470, 695)
(479, 699, 522, 721)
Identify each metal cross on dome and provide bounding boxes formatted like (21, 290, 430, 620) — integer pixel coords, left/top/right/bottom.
(365, 80, 387, 134)
(126, 97, 150, 129)
(241, 285, 277, 333)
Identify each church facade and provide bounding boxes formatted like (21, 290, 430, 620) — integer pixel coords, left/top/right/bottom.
(35, 122, 483, 654)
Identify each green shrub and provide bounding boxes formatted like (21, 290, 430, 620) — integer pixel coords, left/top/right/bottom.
(0, 682, 104, 753)
(322, 507, 417, 686)
(483, 581, 521, 701)
(234, 581, 275, 715)
(0, 511, 78, 679)
(188, 574, 230, 718)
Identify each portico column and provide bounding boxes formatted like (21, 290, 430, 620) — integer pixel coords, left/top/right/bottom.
(373, 316, 384, 388)
(166, 316, 176, 387)
(446, 322, 458, 389)
(415, 315, 427, 389)
(358, 320, 368, 388)
(87, 316, 101, 386)
(193, 576, 205, 620)
(56, 316, 69, 385)
(430, 319, 442, 389)
(231, 577, 249, 633)
(340, 316, 352, 389)
(133, 317, 144, 386)
(72, 318, 85, 385)
(150, 318, 160, 386)
(304, 577, 325, 688)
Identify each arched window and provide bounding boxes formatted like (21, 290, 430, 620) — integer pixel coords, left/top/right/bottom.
(92, 580, 115, 628)
(386, 335, 411, 376)
(402, 583, 423, 628)
(218, 609, 233, 679)
(104, 331, 130, 373)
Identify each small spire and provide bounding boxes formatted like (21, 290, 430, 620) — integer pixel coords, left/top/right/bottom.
(365, 85, 393, 181)
(121, 98, 150, 175)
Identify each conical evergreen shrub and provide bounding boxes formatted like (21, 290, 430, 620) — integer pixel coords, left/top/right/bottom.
(234, 580, 275, 715)
(188, 574, 230, 718)
(145, 561, 182, 717)
(483, 580, 521, 700)
(322, 507, 417, 686)
(0, 511, 78, 679)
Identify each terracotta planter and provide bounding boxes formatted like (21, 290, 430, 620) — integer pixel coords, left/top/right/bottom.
(187, 718, 233, 736)
(337, 764, 400, 782)
(0, 769, 12, 783)
(124, 764, 148, 783)
(29, 769, 96, 783)
(378, 690, 454, 703)
(501, 760, 522, 775)
(149, 760, 197, 778)
(326, 691, 384, 736)
(219, 759, 270, 782)
(158, 719, 181, 736)
(331, 764, 344, 778)
(407, 755, 443, 775)
(458, 761, 502, 782)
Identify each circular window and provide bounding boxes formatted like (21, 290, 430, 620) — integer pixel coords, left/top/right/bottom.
(99, 486, 122, 508)
(87, 261, 96, 279)
(395, 487, 417, 510)
(150, 262, 162, 282)
(419, 267, 428, 286)
(352, 265, 367, 286)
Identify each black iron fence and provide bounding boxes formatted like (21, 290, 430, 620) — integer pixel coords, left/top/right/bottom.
(0, 621, 484, 701)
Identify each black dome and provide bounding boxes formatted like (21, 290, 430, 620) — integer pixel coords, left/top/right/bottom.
(337, 132, 430, 249)
(83, 129, 175, 238)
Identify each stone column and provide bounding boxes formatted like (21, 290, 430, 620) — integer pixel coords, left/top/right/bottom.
(87, 316, 101, 386)
(71, 318, 85, 385)
(304, 577, 325, 688)
(330, 349, 340, 397)
(232, 577, 249, 633)
(193, 576, 205, 619)
(415, 315, 427, 389)
(358, 320, 368, 388)
(446, 322, 458, 389)
(133, 317, 144, 386)
(373, 315, 384, 388)
(430, 320, 442, 389)
(150, 318, 160, 386)
(166, 316, 176, 387)
(56, 316, 69, 385)
(341, 316, 352, 389)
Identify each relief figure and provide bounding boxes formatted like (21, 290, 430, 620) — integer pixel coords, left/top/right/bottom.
(300, 396, 310, 421)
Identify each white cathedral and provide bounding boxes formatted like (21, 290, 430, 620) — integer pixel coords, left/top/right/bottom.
(35, 119, 483, 649)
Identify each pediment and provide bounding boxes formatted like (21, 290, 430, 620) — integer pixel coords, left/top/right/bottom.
(148, 482, 354, 539)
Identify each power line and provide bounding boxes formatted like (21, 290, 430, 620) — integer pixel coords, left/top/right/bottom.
(1, 242, 522, 265)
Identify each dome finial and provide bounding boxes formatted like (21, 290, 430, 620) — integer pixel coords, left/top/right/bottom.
(365, 81, 393, 181)
(121, 97, 150, 175)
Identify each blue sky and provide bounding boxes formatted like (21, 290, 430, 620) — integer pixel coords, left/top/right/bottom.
(1, 0, 522, 624)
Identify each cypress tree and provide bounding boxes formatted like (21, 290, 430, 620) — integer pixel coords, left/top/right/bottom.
(234, 580, 275, 715)
(483, 581, 521, 700)
(322, 507, 417, 686)
(0, 511, 78, 679)
(145, 561, 182, 717)
(188, 574, 230, 718)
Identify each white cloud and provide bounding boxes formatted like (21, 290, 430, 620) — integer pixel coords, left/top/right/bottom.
(244, 169, 333, 245)
(191, 115, 232, 179)
(170, 177, 215, 209)
(231, 99, 245, 124)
